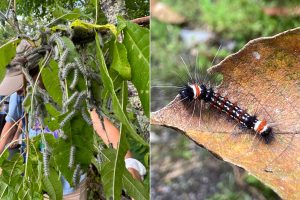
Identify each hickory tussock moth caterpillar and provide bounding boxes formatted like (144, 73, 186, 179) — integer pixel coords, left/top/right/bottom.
(53, 45, 59, 61)
(43, 143, 50, 177)
(72, 164, 81, 186)
(97, 153, 104, 164)
(68, 145, 76, 168)
(64, 91, 79, 108)
(58, 49, 69, 68)
(48, 33, 60, 45)
(81, 107, 92, 125)
(74, 91, 87, 110)
(74, 57, 89, 77)
(55, 37, 66, 50)
(69, 69, 79, 90)
(61, 62, 76, 79)
(60, 110, 76, 128)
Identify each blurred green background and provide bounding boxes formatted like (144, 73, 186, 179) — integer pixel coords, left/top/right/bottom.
(151, 0, 300, 199)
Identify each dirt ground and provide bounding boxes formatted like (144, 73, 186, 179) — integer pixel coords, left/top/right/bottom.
(151, 128, 237, 200)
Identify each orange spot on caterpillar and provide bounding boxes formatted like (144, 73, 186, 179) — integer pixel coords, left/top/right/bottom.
(257, 119, 267, 134)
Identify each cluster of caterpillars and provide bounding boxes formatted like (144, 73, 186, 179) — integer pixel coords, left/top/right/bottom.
(179, 83, 273, 144)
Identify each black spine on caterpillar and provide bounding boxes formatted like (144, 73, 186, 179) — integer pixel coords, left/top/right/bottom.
(72, 164, 81, 186)
(68, 145, 76, 168)
(69, 69, 79, 90)
(179, 83, 273, 144)
(60, 110, 76, 128)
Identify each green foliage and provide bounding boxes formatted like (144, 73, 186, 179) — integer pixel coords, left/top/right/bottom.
(111, 42, 131, 80)
(120, 17, 150, 117)
(96, 33, 148, 147)
(42, 168, 63, 200)
(93, 148, 149, 200)
(0, 39, 20, 81)
(0, 2, 149, 199)
(41, 59, 63, 106)
(206, 0, 300, 40)
(125, 0, 149, 19)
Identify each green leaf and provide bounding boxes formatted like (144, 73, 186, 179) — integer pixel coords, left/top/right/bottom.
(41, 59, 63, 106)
(122, 169, 149, 200)
(52, 5, 82, 20)
(95, 34, 148, 147)
(111, 82, 129, 199)
(111, 42, 131, 80)
(117, 17, 127, 36)
(118, 17, 150, 117)
(0, 180, 17, 200)
(42, 168, 63, 200)
(53, 114, 93, 185)
(45, 103, 60, 117)
(98, 149, 149, 200)
(0, 38, 21, 81)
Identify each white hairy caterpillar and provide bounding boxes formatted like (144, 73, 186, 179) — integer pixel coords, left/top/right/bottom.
(59, 110, 76, 128)
(53, 45, 59, 61)
(54, 37, 66, 50)
(69, 69, 79, 90)
(68, 145, 76, 168)
(97, 153, 104, 164)
(74, 57, 89, 77)
(81, 107, 92, 125)
(64, 91, 79, 108)
(61, 62, 76, 79)
(86, 79, 92, 100)
(72, 164, 81, 186)
(74, 91, 87, 110)
(43, 143, 50, 177)
(58, 48, 69, 68)
(48, 33, 60, 45)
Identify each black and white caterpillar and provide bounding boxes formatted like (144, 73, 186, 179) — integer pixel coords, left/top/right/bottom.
(179, 83, 273, 143)
(72, 164, 81, 186)
(68, 145, 76, 168)
(43, 142, 50, 177)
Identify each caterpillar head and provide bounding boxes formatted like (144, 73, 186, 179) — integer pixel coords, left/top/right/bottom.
(179, 85, 194, 102)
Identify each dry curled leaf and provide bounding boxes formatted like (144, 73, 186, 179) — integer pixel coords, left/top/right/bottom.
(151, 28, 300, 199)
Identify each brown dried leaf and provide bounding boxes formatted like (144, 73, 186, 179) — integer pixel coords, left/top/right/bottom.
(151, 28, 300, 199)
(151, 0, 186, 24)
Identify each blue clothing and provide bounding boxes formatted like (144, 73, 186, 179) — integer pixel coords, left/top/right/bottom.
(5, 93, 23, 123)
